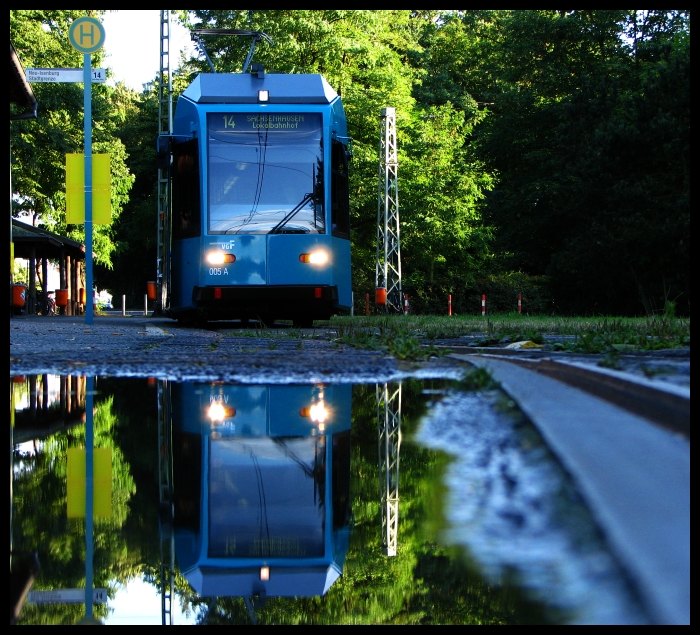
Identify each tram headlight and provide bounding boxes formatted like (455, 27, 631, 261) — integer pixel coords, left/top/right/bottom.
(206, 251, 235, 265)
(299, 251, 328, 265)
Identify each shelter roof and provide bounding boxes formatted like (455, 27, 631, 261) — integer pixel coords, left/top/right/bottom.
(12, 218, 85, 261)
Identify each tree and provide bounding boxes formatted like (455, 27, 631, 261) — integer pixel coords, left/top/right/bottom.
(455, 10, 690, 314)
(10, 10, 135, 269)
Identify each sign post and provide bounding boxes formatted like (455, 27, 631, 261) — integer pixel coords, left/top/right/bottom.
(66, 23, 106, 621)
(69, 16, 105, 326)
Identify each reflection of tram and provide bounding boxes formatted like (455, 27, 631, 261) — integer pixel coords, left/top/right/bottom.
(169, 383, 352, 598)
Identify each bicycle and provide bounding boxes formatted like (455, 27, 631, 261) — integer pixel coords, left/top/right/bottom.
(35, 290, 57, 316)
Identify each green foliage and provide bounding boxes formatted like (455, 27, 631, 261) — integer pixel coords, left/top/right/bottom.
(332, 317, 445, 360)
(330, 312, 690, 353)
(464, 10, 690, 316)
(459, 272, 551, 316)
(10, 11, 136, 270)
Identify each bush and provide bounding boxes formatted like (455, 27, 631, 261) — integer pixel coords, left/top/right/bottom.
(351, 272, 554, 316)
(464, 272, 553, 315)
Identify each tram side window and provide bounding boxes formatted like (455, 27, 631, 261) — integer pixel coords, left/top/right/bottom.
(331, 139, 350, 238)
(172, 139, 201, 239)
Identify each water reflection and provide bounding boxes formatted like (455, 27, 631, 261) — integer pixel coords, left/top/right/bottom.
(12, 374, 86, 445)
(13, 373, 640, 625)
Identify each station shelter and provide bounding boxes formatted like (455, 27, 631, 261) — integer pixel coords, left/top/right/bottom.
(10, 41, 86, 317)
(12, 218, 86, 316)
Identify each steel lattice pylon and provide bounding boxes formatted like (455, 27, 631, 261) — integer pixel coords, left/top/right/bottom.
(377, 382, 402, 557)
(376, 107, 402, 313)
(155, 10, 173, 316)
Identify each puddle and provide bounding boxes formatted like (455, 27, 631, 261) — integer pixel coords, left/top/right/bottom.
(11, 374, 649, 624)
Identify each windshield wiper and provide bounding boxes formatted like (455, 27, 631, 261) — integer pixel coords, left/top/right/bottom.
(268, 193, 314, 234)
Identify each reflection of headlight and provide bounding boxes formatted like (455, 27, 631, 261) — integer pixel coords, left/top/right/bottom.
(299, 251, 328, 265)
(208, 402, 235, 423)
(206, 251, 235, 265)
(300, 399, 329, 423)
(309, 400, 328, 423)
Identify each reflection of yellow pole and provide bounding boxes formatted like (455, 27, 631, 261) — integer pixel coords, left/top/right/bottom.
(66, 448, 112, 518)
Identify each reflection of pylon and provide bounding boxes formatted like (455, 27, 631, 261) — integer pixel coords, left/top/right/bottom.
(377, 382, 401, 557)
(376, 107, 402, 314)
(157, 378, 174, 625)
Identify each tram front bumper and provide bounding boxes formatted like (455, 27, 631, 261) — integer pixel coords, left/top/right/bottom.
(192, 285, 339, 319)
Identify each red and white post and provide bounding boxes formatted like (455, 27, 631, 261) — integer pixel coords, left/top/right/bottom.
(481, 294, 486, 316)
(518, 293, 522, 313)
(448, 294, 452, 316)
(404, 293, 409, 315)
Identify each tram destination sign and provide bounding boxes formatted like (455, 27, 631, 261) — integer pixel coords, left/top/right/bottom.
(26, 68, 106, 83)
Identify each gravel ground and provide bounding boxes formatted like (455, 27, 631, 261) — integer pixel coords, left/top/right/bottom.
(9, 314, 468, 382)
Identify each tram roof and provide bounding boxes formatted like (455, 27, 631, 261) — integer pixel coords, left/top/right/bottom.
(183, 73, 339, 105)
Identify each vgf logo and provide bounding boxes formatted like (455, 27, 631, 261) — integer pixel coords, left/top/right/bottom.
(68, 16, 105, 55)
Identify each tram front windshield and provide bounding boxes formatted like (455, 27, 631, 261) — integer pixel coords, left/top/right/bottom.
(208, 113, 324, 234)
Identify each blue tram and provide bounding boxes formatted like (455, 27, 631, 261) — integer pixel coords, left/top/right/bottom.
(160, 66, 352, 327)
(170, 383, 353, 599)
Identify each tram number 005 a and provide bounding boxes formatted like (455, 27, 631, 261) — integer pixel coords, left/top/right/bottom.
(209, 268, 229, 276)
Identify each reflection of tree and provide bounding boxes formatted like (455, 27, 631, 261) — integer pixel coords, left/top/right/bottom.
(13, 389, 137, 625)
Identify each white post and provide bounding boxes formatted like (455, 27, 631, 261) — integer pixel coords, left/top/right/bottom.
(144, 294, 148, 316)
(122, 294, 126, 317)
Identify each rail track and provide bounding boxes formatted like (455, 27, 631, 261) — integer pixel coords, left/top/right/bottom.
(442, 348, 689, 626)
(443, 348, 690, 439)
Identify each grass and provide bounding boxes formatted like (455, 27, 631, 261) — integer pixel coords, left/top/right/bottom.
(327, 312, 690, 358)
(210, 312, 689, 361)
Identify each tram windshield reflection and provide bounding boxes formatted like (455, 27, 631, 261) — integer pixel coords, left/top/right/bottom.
(166, 382, 352, 599)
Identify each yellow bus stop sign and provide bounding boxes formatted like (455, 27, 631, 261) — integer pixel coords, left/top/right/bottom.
(66, 153, 112, 224)
(68, 16, 105, 54)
